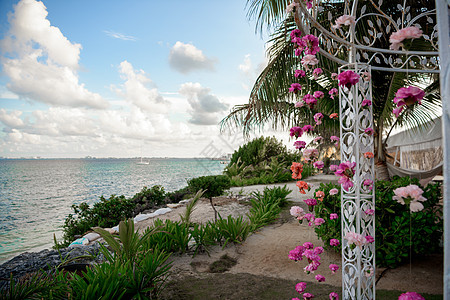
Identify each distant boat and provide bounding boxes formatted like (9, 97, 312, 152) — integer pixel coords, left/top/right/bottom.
(137, 157, 149, 165)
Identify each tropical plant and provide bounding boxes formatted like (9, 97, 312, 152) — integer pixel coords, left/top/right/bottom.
(180, 190, 205, 225)
(313, 178, 443, 268)
(221, 0, 441, 171)
(215, 215, 251, 247)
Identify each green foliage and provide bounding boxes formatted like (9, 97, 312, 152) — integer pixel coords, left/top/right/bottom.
(62, 194, 134, 246)
(143, 219, 191, 254)
(247, 185, 291, 230)
(132, 185, 166, 208)
(313, 177, 443, 268)
(187, 175, 231, 199)
(180, 190, 205, 225)
(0, 271, 68, 300)
(215, 215, 251, 247)
(165, 186, 192, 203)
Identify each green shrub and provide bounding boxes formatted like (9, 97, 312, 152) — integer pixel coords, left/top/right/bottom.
(215, 215, 251, 247)
(132, 185, 166, 213)
(165, 186, 192, 203)
(62, 194, 134, 245)
(144, 219, 191, 254)
(313, 177, 443, 268)
(187, 175, 231, 199)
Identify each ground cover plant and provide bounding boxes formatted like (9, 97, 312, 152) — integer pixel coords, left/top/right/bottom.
(312, 177, 443, 268)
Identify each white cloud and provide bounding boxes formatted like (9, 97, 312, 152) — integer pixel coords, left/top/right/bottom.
(179, 82, 228, 125)
(113, 60, 168, 113)
(0, 0, 108, 109)
(0, 109, 25, 128)
(238, 54, 253, 76)
(104, 30, 137, 41)
(169, 41, 216, 74)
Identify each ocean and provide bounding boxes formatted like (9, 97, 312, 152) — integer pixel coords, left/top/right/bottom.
(0, 158, 226, 263)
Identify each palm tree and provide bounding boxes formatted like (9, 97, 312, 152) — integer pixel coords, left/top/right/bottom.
(221, 0, 441, 178)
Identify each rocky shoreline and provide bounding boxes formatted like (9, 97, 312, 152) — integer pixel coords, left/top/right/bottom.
(0, 242, 105, 290)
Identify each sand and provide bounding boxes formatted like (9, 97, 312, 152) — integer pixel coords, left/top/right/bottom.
(134, 175, 443, 295)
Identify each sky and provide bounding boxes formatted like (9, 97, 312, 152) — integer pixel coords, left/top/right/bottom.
(0, 0, 284, 158)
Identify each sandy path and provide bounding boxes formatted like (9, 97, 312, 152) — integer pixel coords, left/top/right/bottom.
(134, 176, 443, 295)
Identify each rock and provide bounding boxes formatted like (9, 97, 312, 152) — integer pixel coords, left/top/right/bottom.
(0, 244, 105, 290)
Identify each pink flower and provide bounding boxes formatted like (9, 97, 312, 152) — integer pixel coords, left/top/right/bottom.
(330, 239, 340, 247)
(344, 231, 366, 248)
(303, 124, 314, 133)
(294, 140, 307, 150)
(313, 160, 324, 169)
(329, 88, 338, 99)
(332, 15, 356, 29)
(313, 91, 324, 99)
(289, 83, 302, 93)
(398, 292, 425, 300)
(314, 246, 324, 254)
(295, 101, 304, 108)
(303, 94, 317, 109)
(329, 263, 339, 273)
(390, 26, 423, 50)
(301, 54, 319, 69)
(289, 245, 305, 261)
(330, 213, 338, 220)
(315, 274, 325, 282)
(329, 165, 338, 172)
(335, 161, 356, 191)
(295, 282, 307, 293)
(393, 184, 427, 212)
(363, 179, 373, 190)
(330, 189, 339, 195)
(314, 113, 323, 125)
(395, 86, 425, 106)
(290, 29, 302, 40)
(329, 292, 339, 299)
(315, 191, 325, 201)
(303, 148, 319, 161)
(304, 213, 314, 221)
(361, 99, 372, 108)
(312, 68, 323, 79)
(314, 218, 325, 226)
(330, 136, 339, 142)
(364, 209, 375, 215)
(314, 136, 323, 143)
(304, 198, 317, 207)
(331, 73, 338, 80)
(290, 206, 304, 218)
(295, 69, 306, 78)
(303, 0, 313, 9)
(338, 70, 360, 89)
(364, 127, 374, 135)
(303, 242, 314, 249)
(302, 292, 314, 300)
(290, 126, 304, 138)
(302, 35, 320, 55)
(365, 235, 375, 243)
(286, 2, 299, 13)
(362, 71, 371, 81)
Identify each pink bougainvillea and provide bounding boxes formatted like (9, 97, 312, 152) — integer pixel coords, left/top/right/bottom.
(313, 91, 324, 99)
(314, 113, 324, 125)
(295, 69, 306, 78)
(303, 124, 314, 133)
(330, 213, 338, 220)
(313, 160, 324, 169)
(295, 282, 307, 293)
(329, 263, 339, 273)
(329, 88, 338, 99)
(315, 274, 325, 282)
(312, 67, 323, 79)
(330, 239, 340, 247)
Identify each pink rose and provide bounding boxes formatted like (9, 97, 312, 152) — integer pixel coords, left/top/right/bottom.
(390, 26, 423, 50)
(332, 15, 356, 29)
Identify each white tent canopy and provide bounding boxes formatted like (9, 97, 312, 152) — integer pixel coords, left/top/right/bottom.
(385, 117, 443, 179)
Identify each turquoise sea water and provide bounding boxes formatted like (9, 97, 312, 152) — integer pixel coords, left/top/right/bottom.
(0, 158, 225, 263)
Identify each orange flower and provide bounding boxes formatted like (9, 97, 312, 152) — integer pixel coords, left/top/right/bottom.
(291, 162, 303, 179)
(316, 191, 325, 201)
(329, 113, 338, 119)
(296, 181, 309, 194)
(364, 152, 374, 159)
